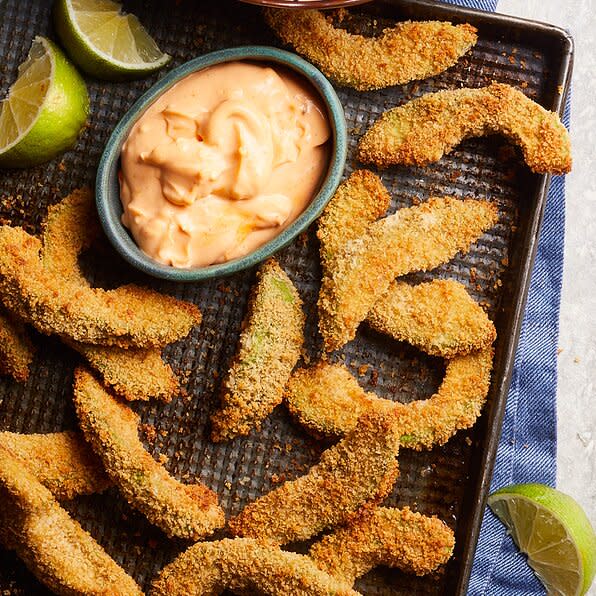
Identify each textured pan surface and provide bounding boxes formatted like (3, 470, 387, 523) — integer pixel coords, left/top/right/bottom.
(0, 0, 571, 593)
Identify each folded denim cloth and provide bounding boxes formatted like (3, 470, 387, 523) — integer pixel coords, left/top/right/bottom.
(469, 170, 566, 595)
(440, 0, 567, 593)
(443, 0, 498, 10)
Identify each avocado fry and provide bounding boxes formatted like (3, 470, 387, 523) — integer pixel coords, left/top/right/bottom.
(211, 258, 304, 441)
(73, 367, 225, 540)
(0, 430, 110, 500)
(14, 188, 182, 400)
(0, 307, 35, 382)
(265, 9, 477, 92)
(368, 279, 496, 358)
(285, 348, 493, 448)
(0, 443, 142, 596)
(0, 222, 201, 348)
(358, 83, 571, 174)
(150, 538, 359, 596)
(309, 506, 455, 582)
(228, 409, 401, 545)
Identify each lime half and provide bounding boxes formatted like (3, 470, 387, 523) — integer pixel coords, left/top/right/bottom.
(489, 483, 596, 596)
(0, 36, 89, 168)
(53, 0, 171, 80)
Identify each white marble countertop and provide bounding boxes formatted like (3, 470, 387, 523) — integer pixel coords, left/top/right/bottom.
(496, 0, 596, 592)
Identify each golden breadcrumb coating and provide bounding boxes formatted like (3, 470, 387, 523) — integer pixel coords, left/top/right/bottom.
(41, 187, 98, 280)
(316, 173, 495, 357)
(150, 538, 360, 596)
(40, 189, 180, 400)
(318, 196, 498, 352)
(211, 259, 304, 441)
(0, 431, 110, 500)
(285, 348, 493, 448)
(69, 341, 178, 402)
(309, 506, 454, 581)
(228, 410, 401, 545)
(73, 368, 225, 540)
(368, 279, 496, 357)
(287, 362, 380, 440)
(318, 169, 391, 273)
(0, 307, 35, 382)
(264, 9, 477, 91)
(0, 444, 142, 595)
(0, 225, 201, 348)
(358, 83, 571, 174)
(0, 189, 201, 348)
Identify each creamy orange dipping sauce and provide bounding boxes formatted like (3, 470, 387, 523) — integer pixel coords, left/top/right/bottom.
(119, 61, 331, 268)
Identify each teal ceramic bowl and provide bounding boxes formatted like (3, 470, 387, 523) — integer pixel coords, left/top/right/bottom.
(96, 46, 347, 281)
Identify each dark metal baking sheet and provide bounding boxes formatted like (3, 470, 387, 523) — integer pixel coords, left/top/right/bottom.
(0, 0, 572, 594)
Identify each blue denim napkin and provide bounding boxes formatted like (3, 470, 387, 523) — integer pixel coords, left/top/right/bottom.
(440, 0, 567, 593)
(468, 118, 568, 596)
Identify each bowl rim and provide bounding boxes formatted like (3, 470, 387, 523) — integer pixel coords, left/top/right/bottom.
(96, 45, 347, 282)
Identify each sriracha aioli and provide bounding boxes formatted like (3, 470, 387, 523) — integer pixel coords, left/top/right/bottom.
(119, 62, 331, 268)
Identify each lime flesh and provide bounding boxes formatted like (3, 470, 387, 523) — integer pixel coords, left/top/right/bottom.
(489, 483, 596, 596)
(0, 36, 89, 168)
(53, 0, 170, 80)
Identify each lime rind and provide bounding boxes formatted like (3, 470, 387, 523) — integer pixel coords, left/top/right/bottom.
(54, 0, 170, 80)
(0, 36, 89, 168)
(72, 0, 121, 11)
(0, 38, 50, 151)
(489, 483, 596, 596)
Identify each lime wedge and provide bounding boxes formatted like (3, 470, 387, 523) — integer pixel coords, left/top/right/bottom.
(0, 36, 89, 168)
(53, 0, 171, 80)
(489, 483, 596, 596)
